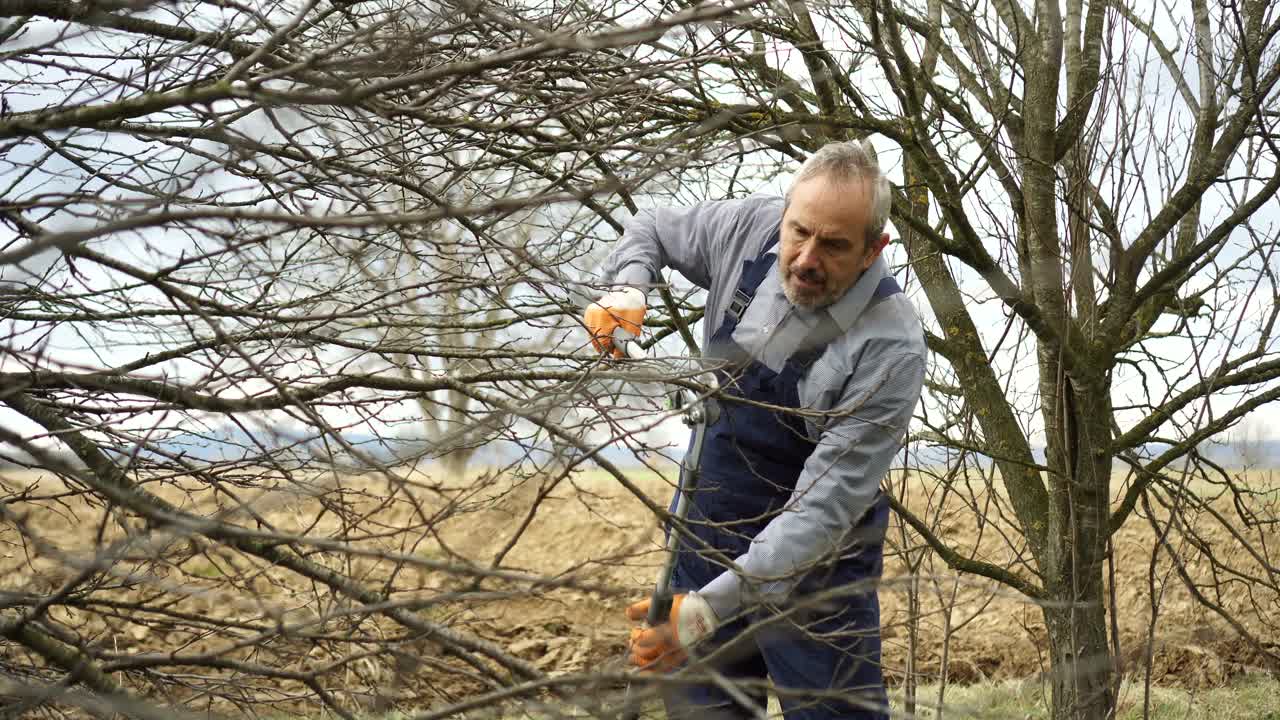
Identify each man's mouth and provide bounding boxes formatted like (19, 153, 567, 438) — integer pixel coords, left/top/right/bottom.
(790, 269, 824, 291)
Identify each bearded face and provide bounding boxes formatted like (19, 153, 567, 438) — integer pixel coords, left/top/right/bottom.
(779, 176, 882, 309)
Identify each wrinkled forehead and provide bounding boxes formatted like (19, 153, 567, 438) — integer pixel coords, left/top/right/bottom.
(783, 175, 873, 235)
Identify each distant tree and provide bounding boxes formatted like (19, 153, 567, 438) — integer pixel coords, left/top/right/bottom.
(1229, 417, 1268, 469)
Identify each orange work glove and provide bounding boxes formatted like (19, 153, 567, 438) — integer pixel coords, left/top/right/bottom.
(584, 288, 646, 358)
(625, 592, 718, 672)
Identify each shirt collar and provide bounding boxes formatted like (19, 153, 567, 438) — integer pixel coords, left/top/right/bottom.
(826, 255, 890, 331)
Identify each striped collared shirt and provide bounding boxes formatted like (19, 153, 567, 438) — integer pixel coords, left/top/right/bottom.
(604, 194, 926, 619)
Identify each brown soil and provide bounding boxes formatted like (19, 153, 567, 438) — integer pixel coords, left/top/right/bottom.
(1, 465, 1276, 716)
(425, 467, 1280, 691)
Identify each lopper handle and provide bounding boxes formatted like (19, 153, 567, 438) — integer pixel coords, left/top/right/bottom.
(645, 590, 673, 626)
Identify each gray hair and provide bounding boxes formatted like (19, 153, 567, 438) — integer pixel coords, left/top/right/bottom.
(784, 139, 891, 248)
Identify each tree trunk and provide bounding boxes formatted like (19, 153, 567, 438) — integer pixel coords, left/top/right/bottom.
(1044, 584, 1116, 717)
(1044, 579, 1113, 720)
(1042, 375, 1116, 720)
(441, 449, 471, 479)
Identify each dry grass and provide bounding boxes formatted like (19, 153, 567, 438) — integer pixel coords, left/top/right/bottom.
(1, 463, 1276, 718)
(893, 673, 1280, 719)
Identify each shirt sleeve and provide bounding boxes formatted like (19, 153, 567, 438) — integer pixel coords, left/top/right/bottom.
(696, 349, 926, 620)
(601, 198, 756, 291)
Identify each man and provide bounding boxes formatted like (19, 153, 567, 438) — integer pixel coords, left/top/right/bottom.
(584, 141, 925, 720)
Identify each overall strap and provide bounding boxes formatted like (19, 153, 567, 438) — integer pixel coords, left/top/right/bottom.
(873, 275, 902, 300)
(723, 229, 781, 328)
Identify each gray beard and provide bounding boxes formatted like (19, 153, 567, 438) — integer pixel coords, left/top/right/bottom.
(782, 276, 837, 309)
(782, 268, 866, 309)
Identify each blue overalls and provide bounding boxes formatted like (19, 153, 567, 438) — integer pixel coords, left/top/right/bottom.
(667, 234, 895, 720)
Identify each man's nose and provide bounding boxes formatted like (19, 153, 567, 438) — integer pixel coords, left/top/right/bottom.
(793, 242, 819, 269)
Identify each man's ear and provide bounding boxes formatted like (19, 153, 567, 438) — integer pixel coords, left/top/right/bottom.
(865, 232, 891, 268)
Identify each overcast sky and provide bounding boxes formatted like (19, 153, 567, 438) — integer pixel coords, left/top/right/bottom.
(3, 1, 1278, 469)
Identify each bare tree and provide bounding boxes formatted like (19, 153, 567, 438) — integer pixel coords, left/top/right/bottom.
(3, 0, 1279, 719)
(582, 1, 1280, 719)
(0, 0, 739, 715)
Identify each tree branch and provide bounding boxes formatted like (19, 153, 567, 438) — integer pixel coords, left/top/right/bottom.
(886, 493, 1045, 600)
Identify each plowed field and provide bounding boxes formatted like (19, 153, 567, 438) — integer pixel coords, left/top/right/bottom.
(2, 465, 1277, 716)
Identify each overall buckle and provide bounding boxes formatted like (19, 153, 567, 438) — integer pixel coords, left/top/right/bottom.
(726, 289, 752, 322)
